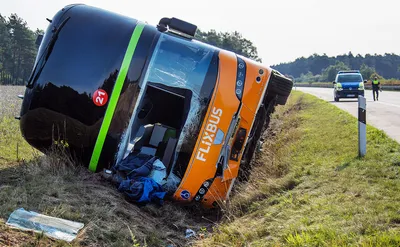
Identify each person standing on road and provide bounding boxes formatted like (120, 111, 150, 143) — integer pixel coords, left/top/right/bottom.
(372, 76, 381, 101)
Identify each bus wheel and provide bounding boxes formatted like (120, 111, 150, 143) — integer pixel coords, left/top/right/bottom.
(267, 70, 293, 105)
(238, 105, 267, 181)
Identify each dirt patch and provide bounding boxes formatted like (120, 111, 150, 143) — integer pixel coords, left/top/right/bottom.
(0, 220, 49, 247)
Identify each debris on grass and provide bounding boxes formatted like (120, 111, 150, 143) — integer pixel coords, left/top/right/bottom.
(6, 208, 84, 242)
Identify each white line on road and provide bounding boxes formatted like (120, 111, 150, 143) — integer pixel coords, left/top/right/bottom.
(297, 87, 400, 143)
(376, 101, 400, 109)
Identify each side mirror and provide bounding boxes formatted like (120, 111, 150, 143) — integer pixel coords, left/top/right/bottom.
(332, 81, 336, 84)
(157, 17, 197, 38)
(35, 34, 44, 48)
(364, 80, 367, 83)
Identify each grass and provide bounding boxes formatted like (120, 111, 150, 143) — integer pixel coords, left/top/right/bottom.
(196, 91, 400, 246)
(380, 79, 400, 86)
(0, 86, 37, 167)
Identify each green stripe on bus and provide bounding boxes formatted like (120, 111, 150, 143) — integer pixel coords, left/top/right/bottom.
(89, 22, 145, 172)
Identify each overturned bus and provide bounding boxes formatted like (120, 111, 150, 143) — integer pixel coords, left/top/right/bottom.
(19, 4, 293, 207)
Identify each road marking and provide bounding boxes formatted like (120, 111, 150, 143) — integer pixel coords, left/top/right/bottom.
(376, 101, 400, 109)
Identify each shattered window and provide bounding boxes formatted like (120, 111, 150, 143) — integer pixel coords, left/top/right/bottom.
(147, 34, 214, 96)
(117, 33, 218, 178)
(146, 34, 218, 177)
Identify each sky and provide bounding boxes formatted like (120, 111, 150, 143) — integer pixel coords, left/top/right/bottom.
(1, 0, 399, 66)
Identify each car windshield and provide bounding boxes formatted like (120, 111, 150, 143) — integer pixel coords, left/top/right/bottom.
(337, 74, 362, 83)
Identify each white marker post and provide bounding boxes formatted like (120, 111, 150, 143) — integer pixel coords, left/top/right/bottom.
(358, 96, 367, 157)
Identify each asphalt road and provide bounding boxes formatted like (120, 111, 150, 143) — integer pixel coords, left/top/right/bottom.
(297, 87, 400, 143)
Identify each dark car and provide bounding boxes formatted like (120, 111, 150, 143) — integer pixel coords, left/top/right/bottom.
(333, 70, 365, 101)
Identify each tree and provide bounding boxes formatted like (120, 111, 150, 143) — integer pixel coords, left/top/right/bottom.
(0, 13, 39, 85)
(0, 14, 10, 71)
(320, 61, 350, 82)
(195, 29, 261, 62)
(272, 53, 400, 80)
(370, 72, 383, 80)
(297, 71, 320, 83)
(34, 28, 44, 36)
(6, 13, 38, 84)
(360, 64, 375, 80)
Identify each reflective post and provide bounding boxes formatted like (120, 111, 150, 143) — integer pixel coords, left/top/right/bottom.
(358, 96, 367, 157)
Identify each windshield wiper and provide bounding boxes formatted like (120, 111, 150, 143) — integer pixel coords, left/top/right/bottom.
(26, 17, 71, 88)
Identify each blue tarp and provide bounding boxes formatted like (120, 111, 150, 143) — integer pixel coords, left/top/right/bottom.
(114, 153, 156, 177)
(113, 153, 166, 205)
(118, 177, 166, 205)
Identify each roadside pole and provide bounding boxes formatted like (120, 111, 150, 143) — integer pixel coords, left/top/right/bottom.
(358, 96, 367, 157)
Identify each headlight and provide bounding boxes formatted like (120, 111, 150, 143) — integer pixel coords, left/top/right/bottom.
(336, 83, 343, 91)
(358, 82, 364, 90)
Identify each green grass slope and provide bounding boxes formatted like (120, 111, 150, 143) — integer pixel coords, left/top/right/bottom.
(198, 91, 400, 246)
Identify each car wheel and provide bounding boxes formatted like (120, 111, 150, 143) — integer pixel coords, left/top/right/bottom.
(334, 96, 339, 102)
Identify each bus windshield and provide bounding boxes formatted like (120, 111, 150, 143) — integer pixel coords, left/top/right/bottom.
(118, 33, 219, 179)
(145, 33, 215, 97)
